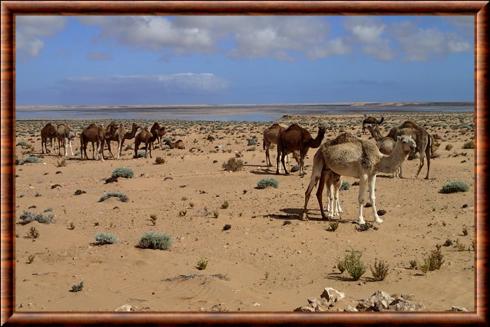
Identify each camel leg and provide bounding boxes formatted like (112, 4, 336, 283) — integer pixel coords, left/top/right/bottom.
(281, 152, 289, 175)
(276, 147, 281, 174)
(332, 175, 342, 216)
(303, 159, 323, 219)
(69, 139, 74, 156)
(424, 144, 431, 180)
(415, 151, 425, 178)
(149, 143, 152, 158)
(399, 164, 404, 179)
(368, 174, 382, 223)
(119, 139, 125, 159)
(357, 174, 368, 225)
(265, 146, 271, 166)
(316, 170, 328, 220)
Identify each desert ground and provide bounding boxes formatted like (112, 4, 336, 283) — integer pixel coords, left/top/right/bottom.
(14, 112, 475, 312)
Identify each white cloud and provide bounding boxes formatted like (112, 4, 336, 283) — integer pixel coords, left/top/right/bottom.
(16, 16, 66, 57)
(344, 17, 394, 61)
(391, 22, 471, 61)
(79, 16, 347, 60)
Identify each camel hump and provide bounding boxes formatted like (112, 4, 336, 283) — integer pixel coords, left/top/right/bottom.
(400, 120, 418, 129)
(285, 123, 302, 132)
(329, 132, 360, 146)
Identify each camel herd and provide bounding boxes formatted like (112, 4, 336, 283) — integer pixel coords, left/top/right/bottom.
(264, 116, 435, 225)
(40, 121, 182, 160)
(38, 116, 435, 226)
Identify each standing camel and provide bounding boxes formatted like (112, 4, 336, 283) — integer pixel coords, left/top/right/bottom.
(56, 124, 75, 157)
(362, 115, 384, 134)
(105, 122, 129, 159)
(41, 123, 57, 154)
(303, 132, 416, 224)
(118, 123, 140, 156)
(80, 123, 105, 161)
(387, 121, 433, 179)
(263, 123, 300, 167)
(276, 124, 326, 176)
(134, 128, 157, 158)
(150, 122, 166, 149)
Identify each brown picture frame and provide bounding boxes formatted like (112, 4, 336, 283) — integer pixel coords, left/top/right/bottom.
(1, 1, 488, 325)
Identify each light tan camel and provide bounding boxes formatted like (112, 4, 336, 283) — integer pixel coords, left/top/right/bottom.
(41, 123, 57, 154)
(303, 132, 416, 224)
(80, 123, 105, 161)
(366, 125, 400, 178)
(387, 120, 433, 179)
(276, 124, 326, 176)
(263, 123, 300, 167)
(163, 138, 185, 150)
(362, 115, 384, 134)
(56, 124, 75, 157)
(134, 128, 157, 158)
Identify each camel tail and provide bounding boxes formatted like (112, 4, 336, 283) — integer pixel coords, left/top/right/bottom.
(378, 116, 384, 125)
(427, 133, 433, 158)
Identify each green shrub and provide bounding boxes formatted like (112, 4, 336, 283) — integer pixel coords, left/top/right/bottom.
(257, 178, 279, 189)
(340, 181, 350, 191)
(342, 249, 366, 281)
(95, 232, 117, 245)
(420, 247, 444, 273)
(138, 232, 172, 250)
(196, 258, 208, 270)
(462, 140, 475, 149)
(70, 281, 84, 292)
(439, 181, 469, 194)
(337, 258, 346, 273)
(22, 156, 41, 164)
(222, 158, 244, 172)
(409, 260, 417, 269)
(19, 211, 53, 224)
(98, 191, 128, 203)
(16, 141, 29, 148)
(370, 258, 389, 281)
(111, 167, 134, 179)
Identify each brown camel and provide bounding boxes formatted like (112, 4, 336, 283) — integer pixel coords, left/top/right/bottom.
(163, 138, 185, 150)
(134, 128, 157, 158)
(276, 124, 326, 176)
(263, 123, 300, 167)
(150, 122, 166, 149)
(56, 123, 75, 157)
(362, 115, 384, 134)
(387, 120, 433, 179)
(80, 123, 105, 161)
(41, 123, 57, 154)
(118, 123, 140, 155)
(105, 121, 139, 159)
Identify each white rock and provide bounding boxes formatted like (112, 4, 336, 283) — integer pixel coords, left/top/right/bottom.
(115, 304, 134, 312)
(450, 306, 468, 312)
(321, 287, 345, 303)
(344, 305, 358, 312)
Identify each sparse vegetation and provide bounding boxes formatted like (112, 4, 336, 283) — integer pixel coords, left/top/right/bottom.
(370, 258, 389, 281)
(70, 281, 84, 292)
(420, 246, 444, 273)
(439, 181, 469, 194)
(149, 215, 157, 226)
(196, 258, 208, 270)
(95, 232, 117, 245)
(326, 221, 339, 232)
(155, 157, 165, 165)
(221, 201, 229, 209)
(340, 181, 350, 191)
(462, 140, 475, 149)
(19, 211, 54, 225)
(257, 178, 279, 189)
(445, 144, 453, 151)
(138, 232, 172, 250)
(111, 167, 134, 179)
(340, 249, 366, 281)
(26, 226, 39, 239)
(26, 254, 35, 264)
(222, 157, 244, 172)
(56, 158, 67, 167)
(462, 226, 468, 236)
(17, 155, 41, 165)
(98, 191, 128, 203)
(337, 259, 346, 273)
(409, 260, 418, 270)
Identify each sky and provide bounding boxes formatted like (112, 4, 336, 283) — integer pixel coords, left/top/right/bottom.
(16, 16, 474, 105)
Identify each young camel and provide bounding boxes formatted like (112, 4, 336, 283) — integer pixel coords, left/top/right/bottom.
(362, 115, 384, 134)
(387, 121, 433, 179)
(119, 123, 140, 156)
(276, 124, 326, 176)
(80, 123, 105, 161)
(263, 123, 300, 167)
(150, 122, 166, 149)
(56, 124, 75, 157)
(303, 132, 416, 224)
(41, 123, 57, 154)
(134, 128, 157, 158)
(162, 139, 185, 150)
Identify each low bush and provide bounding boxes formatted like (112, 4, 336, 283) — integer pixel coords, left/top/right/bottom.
(19, 211, 53, 225)
(370, 258, 389, 281)
(98, 191, 129, 203)
(138, 232, 172, 250)
(111, 167, 134, 179)
(222, 158, 244, 172)
(196, 258, 208, 270)
(341, 249, 366, 281)
(462, 140, 475, 149)
(439, 181, 469, 194)
(257, 178, 279, 189)
(95, 232, 117, 245)
(420, 246, 444, 273)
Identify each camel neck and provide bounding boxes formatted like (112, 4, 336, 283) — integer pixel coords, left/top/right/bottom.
(377, 143, 409, 173)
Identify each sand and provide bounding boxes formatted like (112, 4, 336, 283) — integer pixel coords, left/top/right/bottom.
(14, 112, 475, 312)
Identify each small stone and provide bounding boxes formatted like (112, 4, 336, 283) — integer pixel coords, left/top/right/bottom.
(223, 224, 231, 231)
(344, 305, 358, 312)
(320, 287, 345, 303)
(450, 306, 468, 312)
(377, 209, 387, 216)
(115, 304, 134, 312)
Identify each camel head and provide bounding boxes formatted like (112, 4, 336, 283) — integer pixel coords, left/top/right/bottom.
(396, 135, 417, 154)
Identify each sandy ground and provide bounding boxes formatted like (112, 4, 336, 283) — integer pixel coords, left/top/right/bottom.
(14, 112, 475, 312)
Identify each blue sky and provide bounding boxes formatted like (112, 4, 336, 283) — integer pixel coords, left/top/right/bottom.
(16, 16, 474, 105)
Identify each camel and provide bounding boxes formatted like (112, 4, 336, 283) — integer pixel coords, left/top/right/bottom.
(263, 123, 300, 167)
(163, 138, 185, 150)
(134, 128, 157, 158)
(105, 122, 134, 159)
(150, 122, 166, 149)
(56, 124, 75, 157)
(366, 125, 400, 178)
(118, 123, 140, 155)
(387, 120, 433, 179)
(276, 124, 326, 176)
(41, 123, 57, 154)
(303, 132, 416, 224)
(362, 115, 384, 134)
(80, 123, 105, 161)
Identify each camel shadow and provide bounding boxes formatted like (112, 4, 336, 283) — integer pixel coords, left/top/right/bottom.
(250, 168, 277, 175)
(326, 273, 354, 282)
(281, 208, 353, 224)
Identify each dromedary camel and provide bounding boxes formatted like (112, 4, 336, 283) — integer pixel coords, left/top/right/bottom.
(387, 120, 433, 179)
(263, 123, 300, 167)
(362, 115, 384, 134)
(119, 123, 140, 156)
(134, 128, 157, 158)
(366, 125, 400, 178)
(105, 121, 139, 159)
(150, 122, 166, 149)
(303, 132, 416, 224)
(56, 124, 75, 157)
(276, 124, 326, 176)
(163, 138, 185, 150)
(80, 123, 105, 161)
(41, 123, 57, 154)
